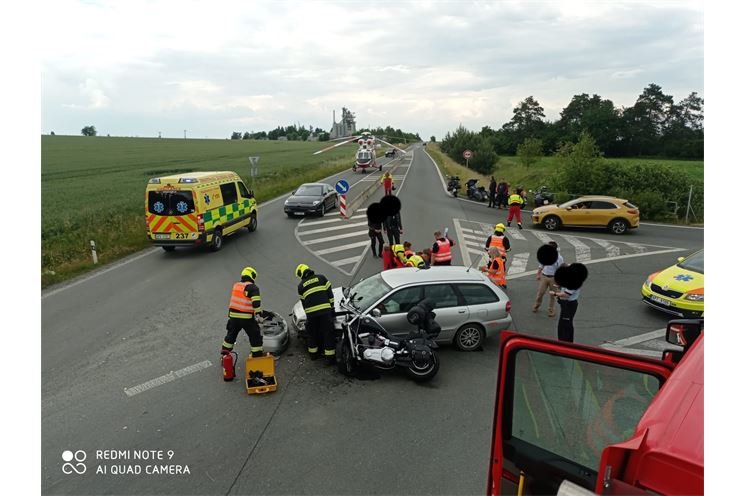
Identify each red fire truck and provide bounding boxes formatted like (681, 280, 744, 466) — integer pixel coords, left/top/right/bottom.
(488, 319, 703, 495)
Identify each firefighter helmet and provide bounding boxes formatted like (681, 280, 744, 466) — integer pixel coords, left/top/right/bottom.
(295, 263, 310, 278)
(241, 266, 258, 280)
(494, 223, 506, 233)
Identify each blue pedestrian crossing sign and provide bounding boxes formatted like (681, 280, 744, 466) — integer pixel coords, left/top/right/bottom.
(335, 180, 350, 195)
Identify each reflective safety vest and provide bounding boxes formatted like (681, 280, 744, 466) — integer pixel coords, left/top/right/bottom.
(228, 282, 255, 318)
(488, 235, 507, 258)
(406, 254, 425, 268)
(486, 256, 506, 287)
(299, 274, 334, 315)
(433, 238, 452, 263)
(508, 194, 524, 206)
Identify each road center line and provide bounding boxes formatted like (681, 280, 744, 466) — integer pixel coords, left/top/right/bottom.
(124, 360, 213, 397)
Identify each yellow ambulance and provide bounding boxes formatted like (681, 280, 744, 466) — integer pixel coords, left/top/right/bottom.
(145, 171, 257, 252)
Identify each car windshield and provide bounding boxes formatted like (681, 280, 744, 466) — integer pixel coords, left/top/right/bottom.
(678, 250, 704, 274)
(295, 185, 322, 196)
(348, 273, 391, 311)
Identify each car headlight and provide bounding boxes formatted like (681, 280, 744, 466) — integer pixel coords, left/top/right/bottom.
(312, 200, 321, 205)
(284, 199, 290, 205)
(684, 292, 704, 302)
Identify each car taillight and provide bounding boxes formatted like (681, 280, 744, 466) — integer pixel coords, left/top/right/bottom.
(627, 209, 639, 214)
(506, 300, 512, 313)
(197, 215, 204, 232)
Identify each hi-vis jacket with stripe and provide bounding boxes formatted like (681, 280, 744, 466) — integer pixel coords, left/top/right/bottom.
(228, 282, 262, 319)
(298, 272, 335, 316)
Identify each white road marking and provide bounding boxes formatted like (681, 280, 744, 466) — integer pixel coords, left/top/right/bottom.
(532, 231, 555, 245)
(622, 242, 647, 254)
(300, 213, 366, 227)
(508, 252, 530, 275)
(332, 255, 362, 267)
(560, 235, 591, 263)
(302, 230, 369, 245)
(468, 247, 486, 257)
(506, 228, 526, 240)
(592, 238, 621, 258)
(297, 221, 368, 236)
(453, 218, 469, 267)
(603, 328, 667, 347)
(124, 360, 212, 397)
(42, 248, 161, 300)
(463, 233, 484, 242)
(315, 240, 371, 256)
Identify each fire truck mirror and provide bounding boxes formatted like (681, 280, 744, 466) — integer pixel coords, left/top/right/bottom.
(665, 319, 703, 350)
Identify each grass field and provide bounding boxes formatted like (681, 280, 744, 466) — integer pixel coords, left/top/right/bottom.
(41, 136, 361, 287)
(428, 145, 704, 198)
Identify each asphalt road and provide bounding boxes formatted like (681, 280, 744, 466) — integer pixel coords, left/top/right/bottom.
(41, 145, 703, 495)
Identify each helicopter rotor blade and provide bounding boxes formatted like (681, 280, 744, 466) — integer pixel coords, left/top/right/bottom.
(313, 136, 360, 155)
(376, 137, 406, 153)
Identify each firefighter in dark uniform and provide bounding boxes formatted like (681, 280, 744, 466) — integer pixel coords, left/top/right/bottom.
(296, 263, 336, 364)
(221, 266, 265, 358)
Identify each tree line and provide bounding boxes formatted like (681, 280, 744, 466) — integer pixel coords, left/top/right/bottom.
(230, 125, 420, 143)
(440, 83, 703, 168)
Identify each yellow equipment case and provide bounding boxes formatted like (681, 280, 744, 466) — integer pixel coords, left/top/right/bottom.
(245, 355, 277, 395)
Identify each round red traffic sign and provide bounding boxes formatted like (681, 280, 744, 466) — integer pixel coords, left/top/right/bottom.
(463, 149, 473, 159)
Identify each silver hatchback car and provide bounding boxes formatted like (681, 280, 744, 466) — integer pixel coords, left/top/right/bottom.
(291, 266, 512, 351)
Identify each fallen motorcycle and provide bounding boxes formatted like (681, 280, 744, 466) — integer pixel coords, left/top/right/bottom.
(466, 179, 488, 202)
(531, 185, 555, 207)
(336, 298, 441, 382)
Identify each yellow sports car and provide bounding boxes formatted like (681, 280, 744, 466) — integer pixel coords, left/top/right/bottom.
(641, 249, 704, 318)
(532, 196, 640, 234)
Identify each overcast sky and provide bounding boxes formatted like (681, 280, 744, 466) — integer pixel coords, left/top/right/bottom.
(40, 0, 704, 140)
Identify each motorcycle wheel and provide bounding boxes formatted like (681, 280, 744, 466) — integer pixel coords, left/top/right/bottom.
(337, 337, 357, 377)
(406, 350, 439, 382)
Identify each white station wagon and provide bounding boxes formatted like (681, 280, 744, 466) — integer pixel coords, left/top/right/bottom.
(291, 266, 513, 351)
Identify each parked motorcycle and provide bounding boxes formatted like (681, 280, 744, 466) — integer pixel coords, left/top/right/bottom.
(336, 298, 441, 382)
(466, 179, 488, 202)
(447, 175, 461, 197)
(532, 185, 555, 207)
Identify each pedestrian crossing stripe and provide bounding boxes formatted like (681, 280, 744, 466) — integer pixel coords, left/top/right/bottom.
(453, 218, 687, 276)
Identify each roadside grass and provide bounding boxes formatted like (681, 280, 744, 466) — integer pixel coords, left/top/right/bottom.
(41, 136, 360, 287)
(427, 144, 704, 204)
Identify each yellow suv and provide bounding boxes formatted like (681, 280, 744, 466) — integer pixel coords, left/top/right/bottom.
(532, 196, 640, 234)
(145, 171, 257, 252)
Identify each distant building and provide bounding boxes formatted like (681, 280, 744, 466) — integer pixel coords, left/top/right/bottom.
(329, 107, 356, 139)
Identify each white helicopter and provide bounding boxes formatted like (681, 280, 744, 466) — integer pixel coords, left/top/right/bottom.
(313, 131, 407, 173)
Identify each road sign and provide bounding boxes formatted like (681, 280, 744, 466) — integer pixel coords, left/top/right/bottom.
(335, 179, 350, 195)
(463, 150, 473, 160)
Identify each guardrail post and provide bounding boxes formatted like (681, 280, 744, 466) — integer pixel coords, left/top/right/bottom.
(90, 240, 98, 264)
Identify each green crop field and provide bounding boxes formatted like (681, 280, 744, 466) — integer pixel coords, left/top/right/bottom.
(41, 135, 360, 287)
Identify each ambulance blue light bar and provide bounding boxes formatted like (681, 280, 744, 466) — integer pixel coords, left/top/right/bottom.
(148, 178, 161, 184)
(179, 178, 198, 183)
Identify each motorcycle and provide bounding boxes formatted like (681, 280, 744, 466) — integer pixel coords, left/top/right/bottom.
(336, 298, 441, 382)
(466, 179, 488, 202)
(447, 175, 461, 197)
(532, 185, 555, 207)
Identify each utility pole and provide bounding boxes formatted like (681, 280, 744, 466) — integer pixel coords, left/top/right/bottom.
(184, 130, 187, 139)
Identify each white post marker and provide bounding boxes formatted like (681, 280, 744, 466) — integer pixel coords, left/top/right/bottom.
(90, 240, 98, 265)
(335, 179, 351, 218)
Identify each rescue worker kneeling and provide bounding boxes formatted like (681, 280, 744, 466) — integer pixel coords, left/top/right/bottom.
(480, 247, 507, 289)
(405, 252, 426, 269)
(222, 266, 265, 358)
(296, 264, 337, 364)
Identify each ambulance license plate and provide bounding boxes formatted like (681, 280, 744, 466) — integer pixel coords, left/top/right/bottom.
(649, 295, 670, 306)
(154, 233, 171, 240)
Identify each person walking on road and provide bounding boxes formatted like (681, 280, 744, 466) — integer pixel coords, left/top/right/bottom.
(488, 176, 497, 208)
(221, 267, 265, 359)
(431, 230, 454, 266)
(533, 242, 564, 318)
(368, 215, 384, 257)
(551, 263, 588, 343)
(496, 178, 509, 209)
(484, 223, 511, 262)
(381, 171, 394, 196)
(296, 264, 336, 364)
(506, 188, 525, 229)
(383, 211, 403, 246)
